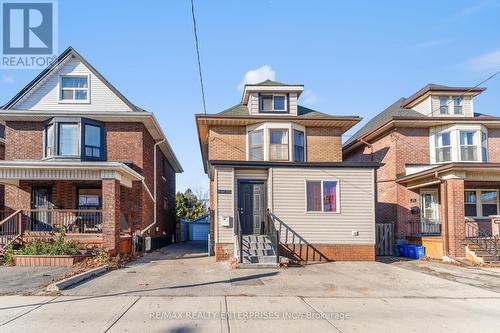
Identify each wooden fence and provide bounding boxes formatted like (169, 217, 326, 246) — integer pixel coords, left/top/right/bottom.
(376, 223, 394, 256)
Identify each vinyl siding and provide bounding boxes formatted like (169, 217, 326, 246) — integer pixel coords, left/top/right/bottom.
(271, 167, 375, 244)
(16, 57, 133, 112)
(216, 168, 234, 243)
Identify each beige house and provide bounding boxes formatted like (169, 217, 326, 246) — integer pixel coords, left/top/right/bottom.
(196, 80, 377, 266)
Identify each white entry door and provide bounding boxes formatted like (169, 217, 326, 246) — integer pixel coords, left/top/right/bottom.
(421, 190, 439, 223)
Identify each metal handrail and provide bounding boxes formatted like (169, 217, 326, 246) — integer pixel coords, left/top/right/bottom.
(234, 208, 243, 263)
(465, 221, 499, 259)
(0, 210, 23, 248)
(266, 209, 280, 264)
(405, 219, 442, 236)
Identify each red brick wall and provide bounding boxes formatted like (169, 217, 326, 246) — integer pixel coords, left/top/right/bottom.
(5, 121, 43, 160)
(281, 244, 375, 261)
(215, 242, 233, 261)
(306, 127, 343, 162)
(442, 179, 465, 257)
(487, 128, 500, 163)
(102, 179, 120, 254)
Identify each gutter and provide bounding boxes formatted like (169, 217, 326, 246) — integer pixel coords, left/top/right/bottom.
(141, 139, 165, 236)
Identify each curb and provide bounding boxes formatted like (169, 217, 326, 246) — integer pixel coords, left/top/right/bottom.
(46, 265, 109, 292)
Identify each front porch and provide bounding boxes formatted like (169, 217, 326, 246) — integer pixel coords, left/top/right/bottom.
(397, 163, 500, 261)
(0, 161, 144, 254)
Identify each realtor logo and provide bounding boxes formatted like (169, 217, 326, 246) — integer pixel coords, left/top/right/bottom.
(1, 0, 58, 68)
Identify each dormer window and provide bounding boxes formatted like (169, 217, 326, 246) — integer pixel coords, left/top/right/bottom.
(60, 75, 89, 102)
(454, 97, 463, 114)
(260, 94, 287, 112)
(439, 97, 449, 114)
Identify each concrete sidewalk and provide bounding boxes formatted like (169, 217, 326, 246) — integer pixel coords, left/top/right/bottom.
(0, 295, 499, 332)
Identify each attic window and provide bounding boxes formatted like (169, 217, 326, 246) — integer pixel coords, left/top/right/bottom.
(60, 76, 89, 102)
(260, 94, 287, 112)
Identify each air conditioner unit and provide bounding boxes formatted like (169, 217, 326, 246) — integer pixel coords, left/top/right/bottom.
(144, 237, 152, 252)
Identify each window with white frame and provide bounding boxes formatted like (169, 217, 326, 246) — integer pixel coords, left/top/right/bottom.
(248, 129, 264, 161)
(453, 97, 463, 115)
(60, 76, 89, 102)
(260, 94, 287, 112)
(464, 190, 498, 218)
(306, 180, 339, 213)
(460, 131, 477, 161)
(439, 96, 449, 114)
(435, 132, 451, 163)
(269, 129, 289, 161)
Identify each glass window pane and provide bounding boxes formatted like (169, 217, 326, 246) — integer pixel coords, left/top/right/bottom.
(261, 96, 273, 111)
(465, 204, 477, 217)
(270, 130, 288, 144)
(273, 96, 286, 110)
(46, 124, 54, 156)
(61, 90, 73, 100)
(249, 131, 262, 146)
(294, 130, 304, 146)
(250, 147, 263, 161)
(59, 123, 78, 155)
(62, 77, 88, 88)
(92, 148, 100, 157)
(460, 131, 474, 145)
(75, 90, 88, 100)
(465, 191, 477, 203)
(306, 181, 322, 211)
(85, 124, 101, 148)
(323, 181, 338, 212)
(481, 191, 497, 204)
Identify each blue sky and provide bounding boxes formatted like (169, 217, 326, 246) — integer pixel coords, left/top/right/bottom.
(1, 0, 500, 194)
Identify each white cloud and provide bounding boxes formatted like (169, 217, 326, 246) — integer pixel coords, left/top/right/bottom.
(1, 75, 14, 84)
(302, 90, 319, 105)
(414, 39, 451, 49)
(468, 49, 500, 72)
(238, 65, 276, 91)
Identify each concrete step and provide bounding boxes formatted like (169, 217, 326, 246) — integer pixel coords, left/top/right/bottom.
(242, 235, 271, 244)
(241, 242, 274, 250)
(238, 263, 280, 269)
(242, 255, 278, 264)
(242, 249, 276, 257)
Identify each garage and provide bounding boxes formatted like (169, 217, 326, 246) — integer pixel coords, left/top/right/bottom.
(188, 214, 210, 241)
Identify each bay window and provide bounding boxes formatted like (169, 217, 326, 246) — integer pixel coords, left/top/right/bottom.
(248, 130, 263, 161)
(306, 180, 339, 213)
(465, 190, 498, 218)
(460, 131, 477, 161)
(293, 130, 305, 162)
(435, 132, 451, 163)
(269, 129, 289, 161)
(44, 118, 105, 160)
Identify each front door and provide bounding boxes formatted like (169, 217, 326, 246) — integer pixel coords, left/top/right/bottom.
(421, 190, 439, 233)
(31, 186, 53, 231)
(238, 181, 266, 235)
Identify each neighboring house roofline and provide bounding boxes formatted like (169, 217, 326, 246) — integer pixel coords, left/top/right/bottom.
(2, 46, 141, 112)
(402, 84, 486, 108)
(396, 162, 500, 184)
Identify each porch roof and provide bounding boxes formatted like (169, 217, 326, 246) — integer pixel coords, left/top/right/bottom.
(0, 161, 143, 188)
(396, 163, 500, 189)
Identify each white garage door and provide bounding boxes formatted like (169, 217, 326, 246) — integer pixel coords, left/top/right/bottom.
(189, 223, 210, 241)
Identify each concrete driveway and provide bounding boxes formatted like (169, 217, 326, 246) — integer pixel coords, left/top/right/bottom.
(0, 242, 499, 332)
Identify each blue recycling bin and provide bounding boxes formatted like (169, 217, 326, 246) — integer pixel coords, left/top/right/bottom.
(397, 244, 406, 257)
(407, 245, 425, 259)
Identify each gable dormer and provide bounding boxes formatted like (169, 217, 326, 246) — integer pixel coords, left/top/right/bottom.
(242, 80, 304, 116)
(402, 84, 486, 118)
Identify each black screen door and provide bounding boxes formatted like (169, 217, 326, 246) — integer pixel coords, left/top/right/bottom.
(31, 186, 52, 231)
(238, 181, 265, 235)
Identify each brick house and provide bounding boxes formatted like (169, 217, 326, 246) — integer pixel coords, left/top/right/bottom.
(196, 80, 377, 266)
(344, 84, 500, 262)
(0, 47, 182, 255)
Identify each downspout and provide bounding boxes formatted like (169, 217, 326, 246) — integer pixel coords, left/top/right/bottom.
(141, 139, 165, 235)
(435, 171, 449, 256)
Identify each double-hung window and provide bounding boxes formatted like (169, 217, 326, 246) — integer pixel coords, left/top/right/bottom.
(465, 190, 498, 218)
(460, 131, 477, 161)
(60, 76, 89, 102)
(435, 132, 451, 163)
(269, 129, 289, 161)
(439, 96, 449, 115)
(84, 124, 102, 158)
(453, 97, 463, 115)
(293, 130, 305, 162)
(260, 94, 287, 112)
(58, 123, 79, 156)
(306, 180, 339, 213)
(249, 130, 263, 161)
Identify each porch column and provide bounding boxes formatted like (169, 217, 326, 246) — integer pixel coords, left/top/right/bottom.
(102, 179, 121, 255)
(443, 178, 466, 257)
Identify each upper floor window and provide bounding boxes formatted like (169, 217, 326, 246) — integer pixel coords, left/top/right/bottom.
(44, 118, 104, 160)
(60, 76, 89, 102)
(439, 97, 449, 114)
(482, 131, 488, 162)
(460, 131, 477, 161)
(269, 129, 289, 161)
(249, 130, 263, 161)
(260, 94, 287, 112)
(435, 132, 451, 163)
(293, 130, 305, 162)
(454, 97, 463, 115)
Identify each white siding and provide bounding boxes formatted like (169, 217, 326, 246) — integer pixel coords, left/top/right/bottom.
(412, 95, 474, 117)
(216, 168, 234, 243)
(271, 167, 375, 244)
(412, 96, 432, 115)
(16, 56, 134, 112)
